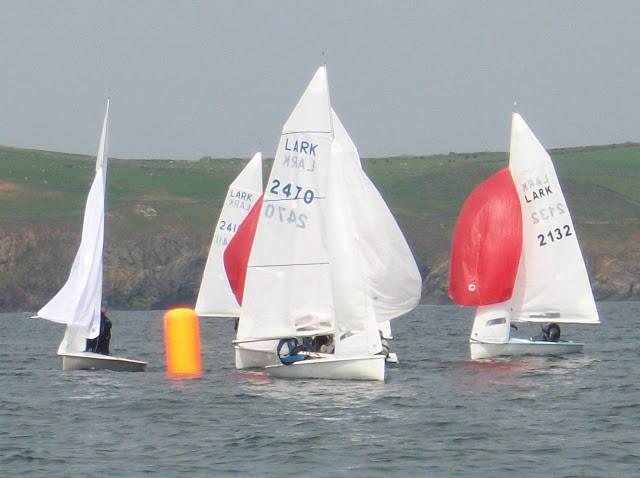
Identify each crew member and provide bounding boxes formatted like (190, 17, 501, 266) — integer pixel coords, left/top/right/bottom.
(86, 309, 112, 355)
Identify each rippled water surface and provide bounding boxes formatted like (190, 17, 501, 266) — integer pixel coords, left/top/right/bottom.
(1, 303, 639, 477)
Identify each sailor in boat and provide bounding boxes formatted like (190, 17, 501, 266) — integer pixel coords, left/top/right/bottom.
(532, 323, 561, 342)
(276, 335, 336, 365)
(276, 338, 308, 365)
(312, 335, 334, 354)
(86, 308, 112, 355)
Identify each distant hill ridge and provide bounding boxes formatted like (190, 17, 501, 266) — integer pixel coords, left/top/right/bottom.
(1, 142, 639, 311)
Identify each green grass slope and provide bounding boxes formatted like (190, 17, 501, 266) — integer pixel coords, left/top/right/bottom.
(2, 142, 639, 293)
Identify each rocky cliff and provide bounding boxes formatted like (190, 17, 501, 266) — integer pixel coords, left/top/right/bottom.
(421, 250, 640, 305)
(0, 223, 206, 312)
(2, 222, 639, 313)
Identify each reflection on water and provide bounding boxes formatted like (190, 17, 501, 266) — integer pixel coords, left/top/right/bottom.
(66, 375, 121, 400)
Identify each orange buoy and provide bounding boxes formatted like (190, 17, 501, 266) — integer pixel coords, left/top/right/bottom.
(164, 308, 202, 378)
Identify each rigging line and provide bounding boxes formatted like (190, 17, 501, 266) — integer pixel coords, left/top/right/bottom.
(265, 197, 326, 202)
(248, 262, 330, 269)
(282, 130, 332, 135)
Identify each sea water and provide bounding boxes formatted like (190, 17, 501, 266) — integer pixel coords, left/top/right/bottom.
(1, 303, 638, 477)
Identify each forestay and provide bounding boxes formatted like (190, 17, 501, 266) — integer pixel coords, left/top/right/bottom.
(195, 152, 262, 317)
(508, 113, 599, 324)
(37, 100, 110, 353)
(236, 66, 335, 342)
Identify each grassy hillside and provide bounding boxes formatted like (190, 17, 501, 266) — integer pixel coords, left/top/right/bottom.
(2, 142, 640, 278)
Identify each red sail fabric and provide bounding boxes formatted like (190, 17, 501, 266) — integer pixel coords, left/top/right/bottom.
(223, 194, 264, 305)
(449, 168, 522, 306)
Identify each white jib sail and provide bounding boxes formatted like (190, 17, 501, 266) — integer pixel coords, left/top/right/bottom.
(37, 99, 110, 353)
(195, 152, 263, 317)
(335, 123, 422, 325)
(327, 109, 382, 357)
(237, 66, 336, 342)
(508, 113, 599, 324)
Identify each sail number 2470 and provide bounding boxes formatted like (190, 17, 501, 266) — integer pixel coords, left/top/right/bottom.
(269, 179, 315, 204)
(264, 204, 307, 229)
(537, 224, 572, 247)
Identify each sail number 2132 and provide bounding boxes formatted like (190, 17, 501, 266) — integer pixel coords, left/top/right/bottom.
(269, 179, 315, 204)
(537, 224, 572, 247)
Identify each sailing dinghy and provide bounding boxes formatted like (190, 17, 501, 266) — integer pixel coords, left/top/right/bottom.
(34, 100, 146, 372)
(193, 152, 271, 368)
(449, 112, 600, 360)
(225, 66, 421, 380)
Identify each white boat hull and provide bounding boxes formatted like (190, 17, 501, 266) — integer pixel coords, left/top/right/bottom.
(60, 352, 147, 372)
(235, 344, 397, 369)
(265, 354, 385, 381)
(470, 337, 584, 360)
(234, 345, 280, 369)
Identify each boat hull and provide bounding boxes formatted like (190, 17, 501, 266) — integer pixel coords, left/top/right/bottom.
(470, 337, 584, 360)
(235, 345, 397, 370)
(265, 355, 385, 381)
(60, 352, 147, 372)
(234, 345, 280, 369)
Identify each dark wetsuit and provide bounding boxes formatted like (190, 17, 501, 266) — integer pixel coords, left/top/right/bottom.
(86, 312, 112, 355)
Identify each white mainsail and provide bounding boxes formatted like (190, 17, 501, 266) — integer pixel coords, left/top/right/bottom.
(37, 100, 110, 353)
(195, 152, 263, 317)
(237, 66, 335, 342)
(509, 113, 599, 324)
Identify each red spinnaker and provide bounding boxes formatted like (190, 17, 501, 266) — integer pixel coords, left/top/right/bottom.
(449, 168, 522, 306)
(223, 194, 264, 305)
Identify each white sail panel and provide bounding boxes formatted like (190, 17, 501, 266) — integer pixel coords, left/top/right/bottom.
(327, 110, 381, 356)
(330, 112, 422, 324)
(195, 152, 263, 317)
(38, 100, 110, 346)
(283, 66, 332, 135)
(238, 66, 335, 342)
(509, 113, 599, 324)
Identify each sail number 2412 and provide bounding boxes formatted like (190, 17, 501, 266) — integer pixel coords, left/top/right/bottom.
(537, 224, 572, 247)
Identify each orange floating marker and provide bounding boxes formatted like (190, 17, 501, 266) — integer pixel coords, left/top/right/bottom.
(164, 308, 202, 378)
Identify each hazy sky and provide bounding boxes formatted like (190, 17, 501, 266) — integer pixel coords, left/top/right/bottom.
(1, 1, 638, 159)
